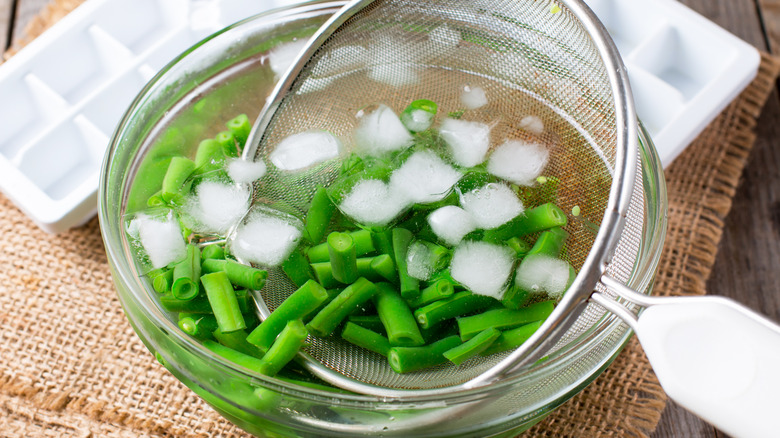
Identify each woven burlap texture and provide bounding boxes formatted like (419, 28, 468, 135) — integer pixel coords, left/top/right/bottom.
(2, 1, 780, 436)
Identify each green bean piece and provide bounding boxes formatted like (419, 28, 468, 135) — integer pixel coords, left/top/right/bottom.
(161, 156, 195, 203)
(406, 278, 455, 308)
(201, 271, 246, 333)
(178, 313, 218, 340)
(506, 236, 531, 258)
(457, 301, 555, 341)
(374, 282, 424, 347)
(247, 280, 329, 352)
(147, 190, 165, 208)
(444, 328, 501, 365)
(213, 328, 264, 357)
(282, 249, 314, 287)
(256, 319, 308, 376)
(388, 335, 461, 373)
(234, 289, 254, 315)
(203, 339, 267, 373)
(355, 254, 397, 283)
(414, 291, 495, 329)
(160, 294, 212, 313)
(226, 114, 251, 147)
(307, 229, 376, 262)
(304, 185, 337, 244)
(341, 322, 392, 356)
(418, 240, 451, 272)
(307, 278, 379, 337)
(347, 315, 386, 334)
(371, 229, 395, 260)
(201, 259, 268, 290)
(392, 228, 420, 299)
(148, 268, 173, 294)
(310, 262, 341, 288)
(501, 284, 531, 309)
(194, 138, 226, 170)
(483, 203, 568, 241)
(172, 244, 201, 301)
(328, 232, 359, 284)
(480, 320, 544, 356)
(201, 244, 225, 260)
(215, 130, 239, 157)
(527, 227, 568, 257)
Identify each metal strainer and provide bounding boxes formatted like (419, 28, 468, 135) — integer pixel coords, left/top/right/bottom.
(240, 1, 780, 434)
(240, 0, 636, 395)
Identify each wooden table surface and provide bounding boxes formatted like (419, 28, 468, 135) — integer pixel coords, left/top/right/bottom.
(1, 0, 779, 437)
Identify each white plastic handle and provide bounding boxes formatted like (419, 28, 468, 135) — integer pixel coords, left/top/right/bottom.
(635, 296, 780, 438)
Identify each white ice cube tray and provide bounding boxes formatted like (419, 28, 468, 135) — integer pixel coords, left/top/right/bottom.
(0, 0, 761, 233)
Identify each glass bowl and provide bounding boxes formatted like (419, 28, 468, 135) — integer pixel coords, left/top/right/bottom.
(98, 1, 668, 436)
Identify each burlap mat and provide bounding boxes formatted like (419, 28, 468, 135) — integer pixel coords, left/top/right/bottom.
(2, 1, 779, 436)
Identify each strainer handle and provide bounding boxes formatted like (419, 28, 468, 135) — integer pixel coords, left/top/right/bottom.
(633, 296, 780, 438)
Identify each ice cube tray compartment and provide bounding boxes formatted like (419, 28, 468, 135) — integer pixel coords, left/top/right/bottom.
(585, 0, 760, 166)
(0, 0, 761, 233)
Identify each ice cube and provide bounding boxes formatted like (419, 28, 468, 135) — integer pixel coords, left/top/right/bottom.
(354, 104, 414, 156)
(487, 139, 549, 186)
(406, 241, 434, 281)
(128, 213, 186, 269)
(270, 130, 341, 171)
(460, 85, 488, 109)
(229, 208, 303, 267)
(427, 205, 476, 246)
(389, 150, 462, 204)
(519, 115, 545, 135)
(368, 64, 420, 87)
(450, 241, 515, 299)
(515, 254, 571, 299)
(460, 183, 524, 229)
(227, 158, 267, 184)
(439, 118, 491, 167)
(339, 179, 410, 226)
(401, 108, 434, 132)
(185, 181, 251, 234)
(268, 39, 308, 78)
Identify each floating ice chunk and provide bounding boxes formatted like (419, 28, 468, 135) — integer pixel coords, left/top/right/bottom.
(487, 139, 549, 186)
(354, 105, 414, 156)
(268, 39, 308, 78)
(368, 64, 419, 87)
(515, 254, 571, 299)
(185, 181, 251, 234)
(450, 241, 514, 299)
(400, 108, 434, 132)
(461, 86, 488, 109)
(128, 213, 186, 269)
(230, 208, 303, 267)
(427, 206, 476, 246)
(406, 241, 435, 281)
(227, 158, 267, 184)
(389, 150, 462, 204)
(438, 118, 491, 167)
(460, 183, 524, 229)
(519, 115, 545, 134)
(270, 130, 341, 171)
(339, 179, 410, 226)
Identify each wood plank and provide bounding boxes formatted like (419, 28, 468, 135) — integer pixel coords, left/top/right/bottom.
(11, 0, 49, 41)
(757, 0, 780, 54)
(0, 0, 14, 53)
(650, 0, 772, 437)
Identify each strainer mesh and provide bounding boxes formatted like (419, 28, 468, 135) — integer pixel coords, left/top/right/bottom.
(250, 0, 641, 390)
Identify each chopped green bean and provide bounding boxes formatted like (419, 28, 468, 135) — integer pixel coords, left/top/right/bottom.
(201, 271, 246, 333)
(304, 185, 336, 244)
(456, 301, 555, 341)
(203, 339, 267, 373)
(202, 258, 268, 290)
(328, 232, 359, 284)
(201, 244, 225, 260)
(148, 268, 173, 294)
(226, 114, 251, 147)
(414, 291, 495, 329)
(172, 244, 201, 301)
(306, 278, 378, 337)
(255, 319, 308, 376)
(194, 138, 226, 171)
(374, 283, 424, 347)
(371, 229, 395, 260)
(406, 278, 454, 308)
(483, 203, 567, 241)
(346, 315, 386, 334)
(444, 328, 501, 365)
(392, 228, 420, 299)
(310, 262, 341, 288)
(178, 313, 218, 340)
(215, 130, 239, 157)
(388, 335, 461, 373)
(506, 236, 531, 257)
(282, 249, 314, 287)
(307, 229, 376, 262)
(527, 227, 568, 257)
(161, 156, 195, 203)
(160, 294, 212, 313)
(247, 280, 329, 352)
(356, 255, 397, 283)
(480, 320, 544, 356)
(341, 322, 392, 356)
(213, 328, 264, 357)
